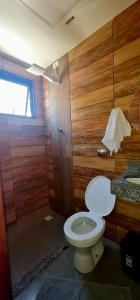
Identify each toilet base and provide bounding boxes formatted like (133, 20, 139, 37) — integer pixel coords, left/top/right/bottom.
(74, 240, 104, 274)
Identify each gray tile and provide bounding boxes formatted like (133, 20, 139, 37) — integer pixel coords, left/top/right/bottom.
(7, 207, 140, 300)
(7, 206, 66, 284)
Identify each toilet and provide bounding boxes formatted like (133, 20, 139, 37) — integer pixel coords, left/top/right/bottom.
(64, 176, 116, 274)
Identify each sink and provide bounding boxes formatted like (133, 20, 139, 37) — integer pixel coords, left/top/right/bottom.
(111, 163, 140, 201)
(126, 178, 140, 185)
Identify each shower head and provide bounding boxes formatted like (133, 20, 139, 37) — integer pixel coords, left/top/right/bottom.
(26, 63, 61, 84)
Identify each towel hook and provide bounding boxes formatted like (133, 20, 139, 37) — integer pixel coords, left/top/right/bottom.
(97, 145, 108, 157)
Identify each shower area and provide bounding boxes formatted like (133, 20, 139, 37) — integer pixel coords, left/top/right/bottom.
(0, 52, 73, 299)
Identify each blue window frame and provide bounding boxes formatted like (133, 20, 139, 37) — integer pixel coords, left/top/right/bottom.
(0, 70, 35, 118)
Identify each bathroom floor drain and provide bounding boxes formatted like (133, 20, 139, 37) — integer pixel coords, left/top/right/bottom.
(44, 215, 53, 222)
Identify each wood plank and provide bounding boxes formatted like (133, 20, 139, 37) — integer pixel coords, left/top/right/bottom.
(116, 198, 140, 221)
(72, 116, 108, 133)
(73, 166, 116, 180)
(11, 155, 46, 168)
(9, 136, 45, 147)
(69, 21, 112, 63)
(116, 226, 128, 242)
(69, 36, 112, 74)
(116, 213, 140, 232)
(71, 100, 113, 122)
(14, 176, 48, 194)
(12, 163, 47, 183)
(114, 95, 133, 112)
(8, 125, 45, 137)
(113, 0, 140, 51)
(46, 54, 74, 216)
(73, 156, 115, 172)
(16, 192, 48, 218)
(74, 188, 84, 200)
(71, 85, 113, 111)
(116, 150, 140, 160)
(0, 160, 16, 224)
(105, 221, 127, 242)
(0, 181, 12, 299)
(70, 53, 113, 99)
(114, 55, 140, 83)
(72, 131, 104, 144)
(70, 52, 113, 84)
(11, 145, 46, 158)
(114, 74, 140, 99)
(115, 159, 129, 174)
(114, 39, 140, 66)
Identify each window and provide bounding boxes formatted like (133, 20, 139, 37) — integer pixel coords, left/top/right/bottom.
(0, 70, 35, 118)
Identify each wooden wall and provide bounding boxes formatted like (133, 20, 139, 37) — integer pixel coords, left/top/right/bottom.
(68, 0, 140, 242)
(0, 179, 12, 299)
(2, 1, 139, 242)
(0, 54, 49, 224)
(42, 79, 56, 210)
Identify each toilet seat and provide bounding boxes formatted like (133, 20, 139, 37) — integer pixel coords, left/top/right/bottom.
(64, 211, 105, 247)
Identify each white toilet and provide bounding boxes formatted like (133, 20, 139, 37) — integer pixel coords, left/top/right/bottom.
(64, 176, 116, 274)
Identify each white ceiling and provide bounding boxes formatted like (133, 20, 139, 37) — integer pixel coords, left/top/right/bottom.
(0, 0, 136, 68)
(21, 0, 79, 27)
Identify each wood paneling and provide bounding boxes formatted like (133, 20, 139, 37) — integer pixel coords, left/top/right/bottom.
(113, 0, 140, 51)
(73, 156, 115, 172)
(69, 18, 115, 219)
(69, 21, 112, 71)
(43, 84, 56, 210)
(43, 55, 74, 216)
(71, 85, 113, 111)
(69, 0, 140, 242)
(0, 181, 12, 300)
(70, 54, 113, 99)
(0, 54, 49, 223)
(113, 0, 140, 208)
(116, 198, 140, 221)
(72, 116, 109, 133)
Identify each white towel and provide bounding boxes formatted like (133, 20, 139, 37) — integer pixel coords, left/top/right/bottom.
(102, 108, 131, 155)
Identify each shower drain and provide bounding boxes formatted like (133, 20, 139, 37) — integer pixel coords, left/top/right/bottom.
(44, 215, 53, 221)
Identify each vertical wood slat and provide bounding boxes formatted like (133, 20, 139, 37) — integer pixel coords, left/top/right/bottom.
(43, 55, 74, 216)
(42, 80, 56, 210)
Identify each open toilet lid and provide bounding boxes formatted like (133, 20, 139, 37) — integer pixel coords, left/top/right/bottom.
(85, 176, 116, 217)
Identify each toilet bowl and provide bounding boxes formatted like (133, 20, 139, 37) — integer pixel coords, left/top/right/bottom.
(64, 176, 116, 274)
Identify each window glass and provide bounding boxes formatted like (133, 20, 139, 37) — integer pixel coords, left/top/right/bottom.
(0, 70, 35, 118)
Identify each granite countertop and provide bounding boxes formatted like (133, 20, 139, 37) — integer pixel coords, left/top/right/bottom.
(111, 162, 140, 202)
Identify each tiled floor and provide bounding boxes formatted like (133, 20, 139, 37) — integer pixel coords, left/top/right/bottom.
(7, 206, 66, 285)
(7, 206, 140, 300)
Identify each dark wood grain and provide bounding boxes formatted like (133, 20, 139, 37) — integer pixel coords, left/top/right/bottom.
(43, 55, 74, 216)
(0, 180, 12, 300)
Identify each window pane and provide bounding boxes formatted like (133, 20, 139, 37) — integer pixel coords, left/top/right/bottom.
(0, 77, 33, 117)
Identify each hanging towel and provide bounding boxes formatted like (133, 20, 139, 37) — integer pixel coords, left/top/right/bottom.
(102, 108, 131, 155)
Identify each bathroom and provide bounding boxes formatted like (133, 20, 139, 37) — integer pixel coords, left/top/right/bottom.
(0, 0, 140, 299)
